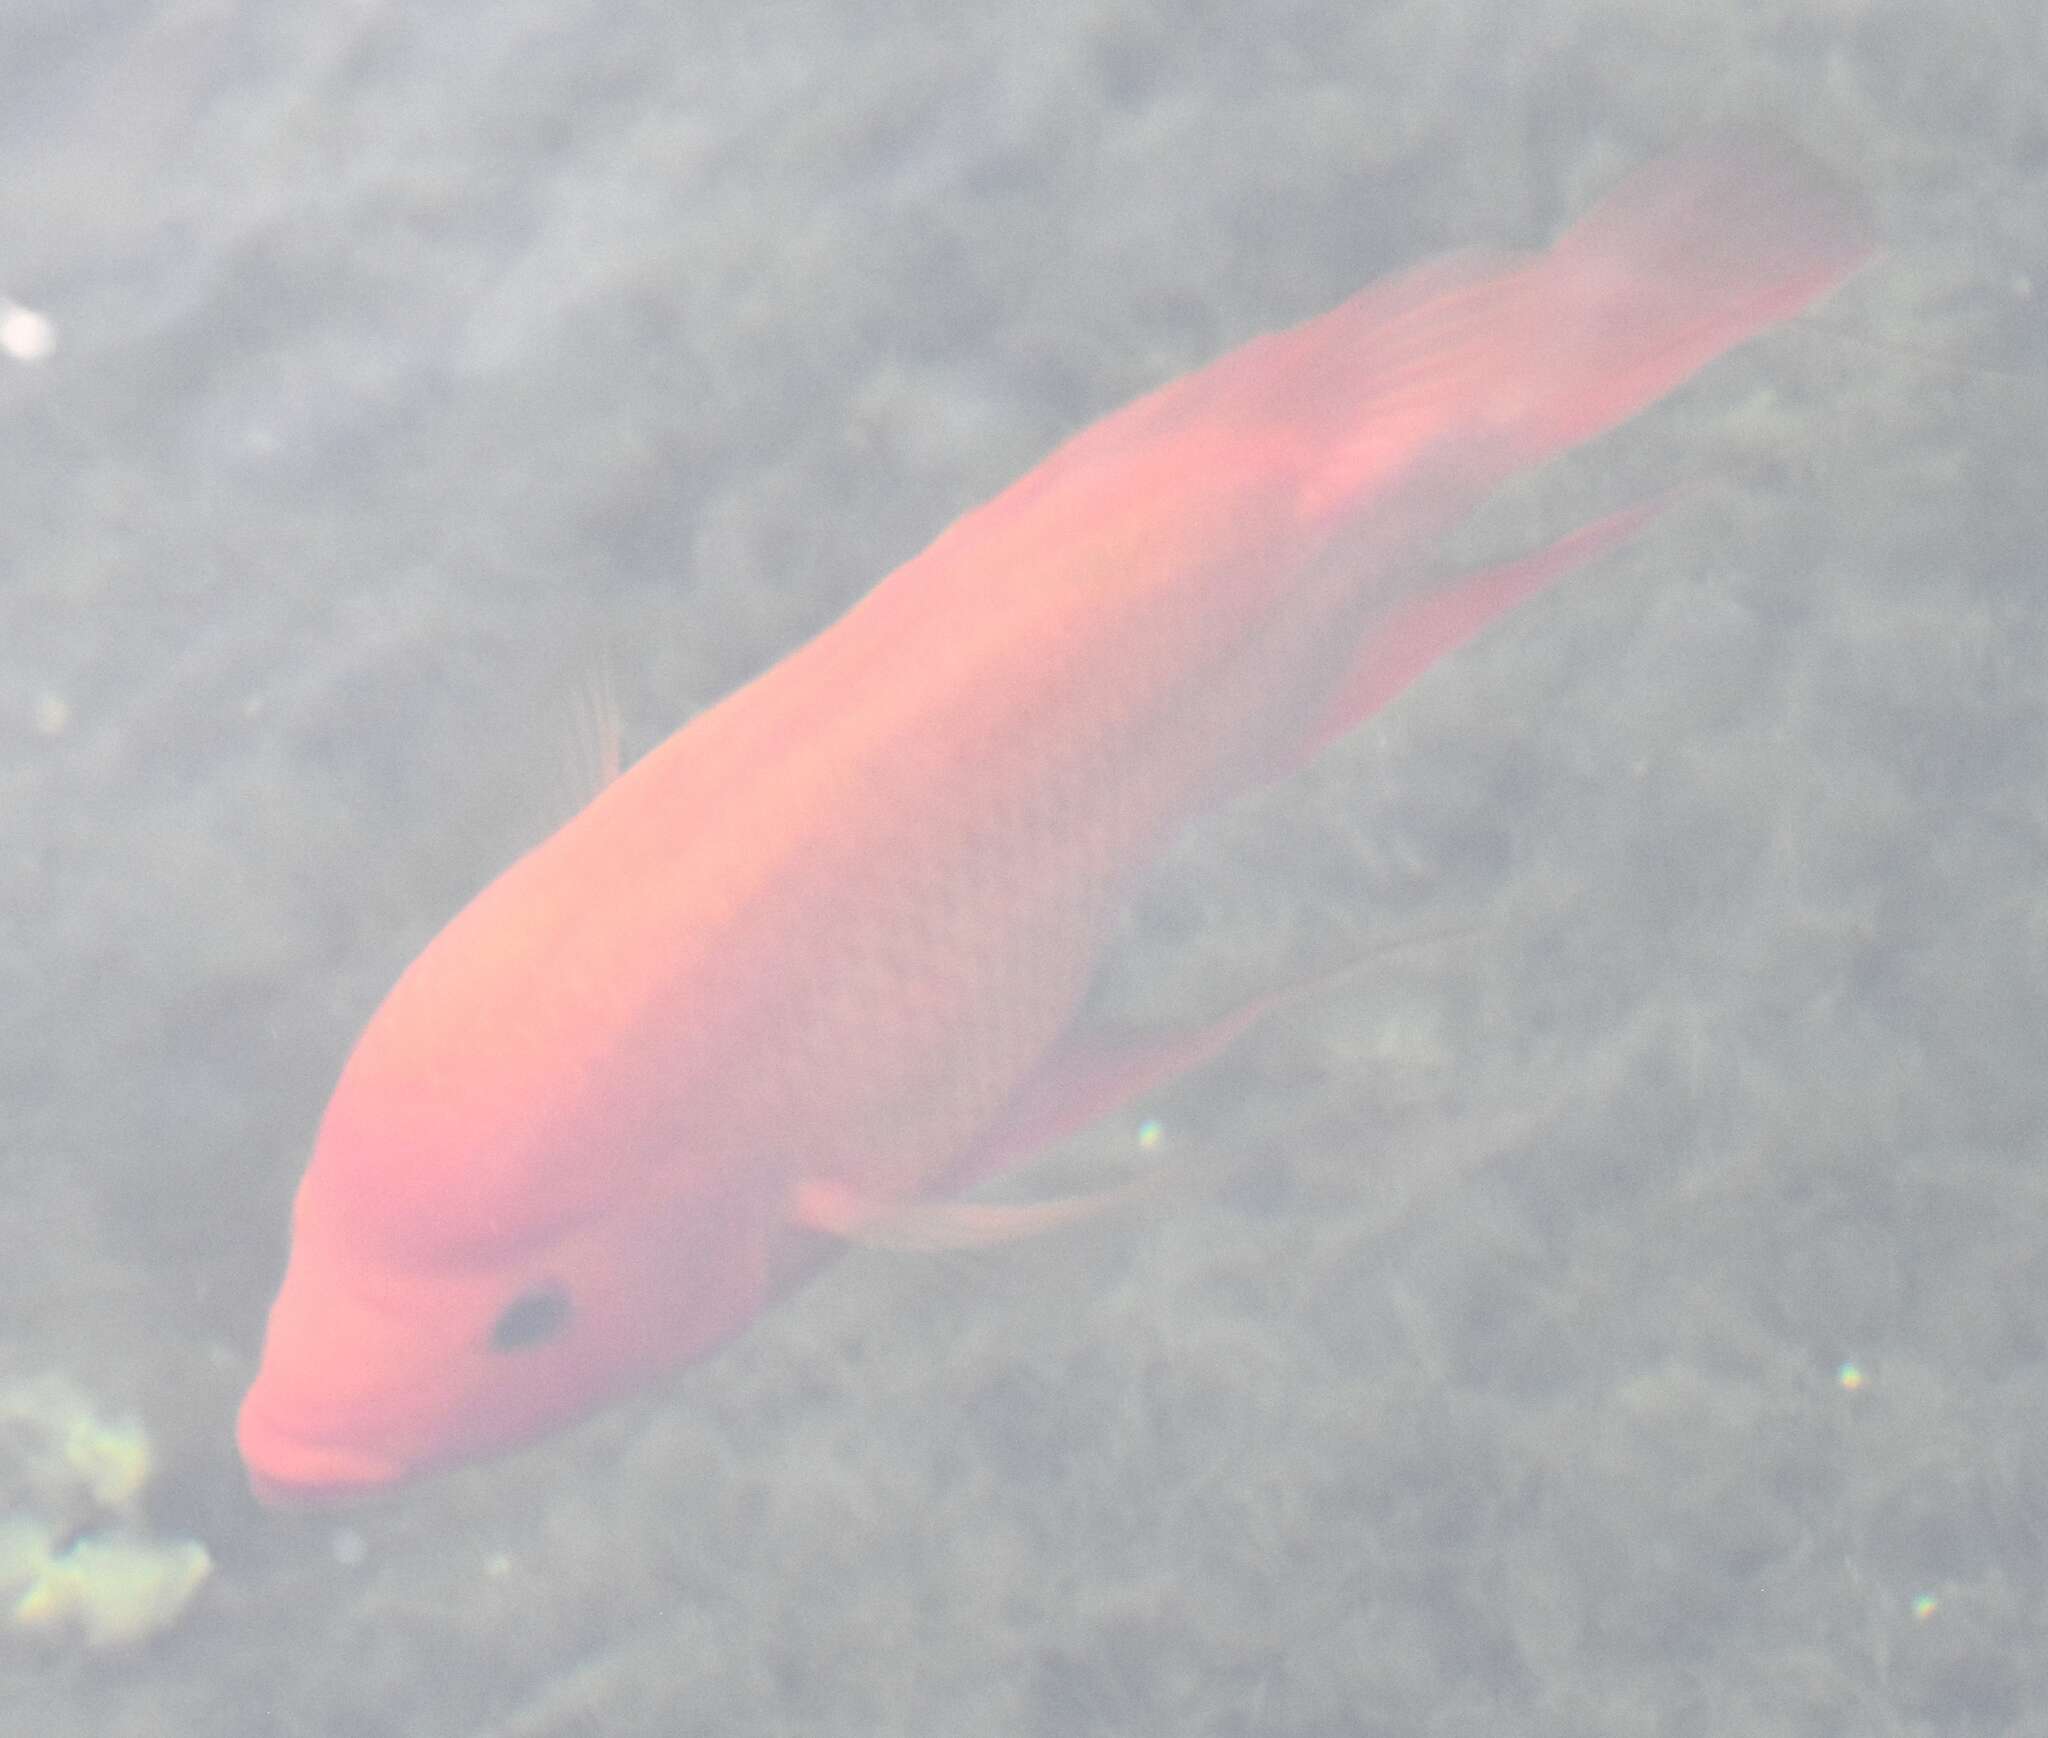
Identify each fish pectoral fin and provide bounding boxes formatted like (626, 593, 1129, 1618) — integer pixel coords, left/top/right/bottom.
(788, 1177, 1144, 1251)
(938, 1007, 1282, 1202)
(949, 925, 1483, 1195)
(1288, 493, 1676, 775)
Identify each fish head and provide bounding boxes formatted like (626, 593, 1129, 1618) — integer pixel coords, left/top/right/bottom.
(235, 1116, 778, 1503)
(236, 885, 784, 1504)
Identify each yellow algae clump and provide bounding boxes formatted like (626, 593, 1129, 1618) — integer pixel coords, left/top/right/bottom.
(11, 1534, 212, 1649)
(2, 1375, 146, 1523)
(0, 1516, 53, 1601)
(0, 1374, 212, 1648)
(60, 1405, 153, 1511)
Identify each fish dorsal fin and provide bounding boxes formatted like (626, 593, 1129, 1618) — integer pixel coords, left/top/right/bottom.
(563, 660, 625, 802)
(788, 1177, 1144, 1251)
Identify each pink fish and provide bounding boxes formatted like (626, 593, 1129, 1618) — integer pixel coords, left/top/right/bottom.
(238, 135, 1872, 1500)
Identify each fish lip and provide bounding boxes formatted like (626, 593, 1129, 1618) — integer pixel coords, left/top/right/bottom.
(237, 1400, 407, 1507)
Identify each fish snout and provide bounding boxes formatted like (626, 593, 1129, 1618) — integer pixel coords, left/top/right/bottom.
(235, 1390, 406, 1507)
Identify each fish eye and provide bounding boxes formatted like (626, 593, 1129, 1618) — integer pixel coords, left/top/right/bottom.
(487, 1283, 574, 1353)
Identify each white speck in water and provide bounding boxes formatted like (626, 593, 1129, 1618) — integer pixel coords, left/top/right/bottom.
(0, 300, 56, 363)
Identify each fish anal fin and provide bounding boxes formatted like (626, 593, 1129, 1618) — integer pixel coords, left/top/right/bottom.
(1290, 493, 1673, 773)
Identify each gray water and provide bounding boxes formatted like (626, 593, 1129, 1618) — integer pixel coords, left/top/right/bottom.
(3, 2, 2044, 1733)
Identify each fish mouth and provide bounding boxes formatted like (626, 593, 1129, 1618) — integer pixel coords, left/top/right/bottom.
(236, 1397, 407, 1508)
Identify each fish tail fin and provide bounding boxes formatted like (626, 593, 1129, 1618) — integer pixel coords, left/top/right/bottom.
(1497, 129, 1877, 456)
(1291, 132, 1875, 519)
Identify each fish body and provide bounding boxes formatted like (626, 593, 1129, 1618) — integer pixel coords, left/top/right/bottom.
(238, 135, 1872, 1500)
